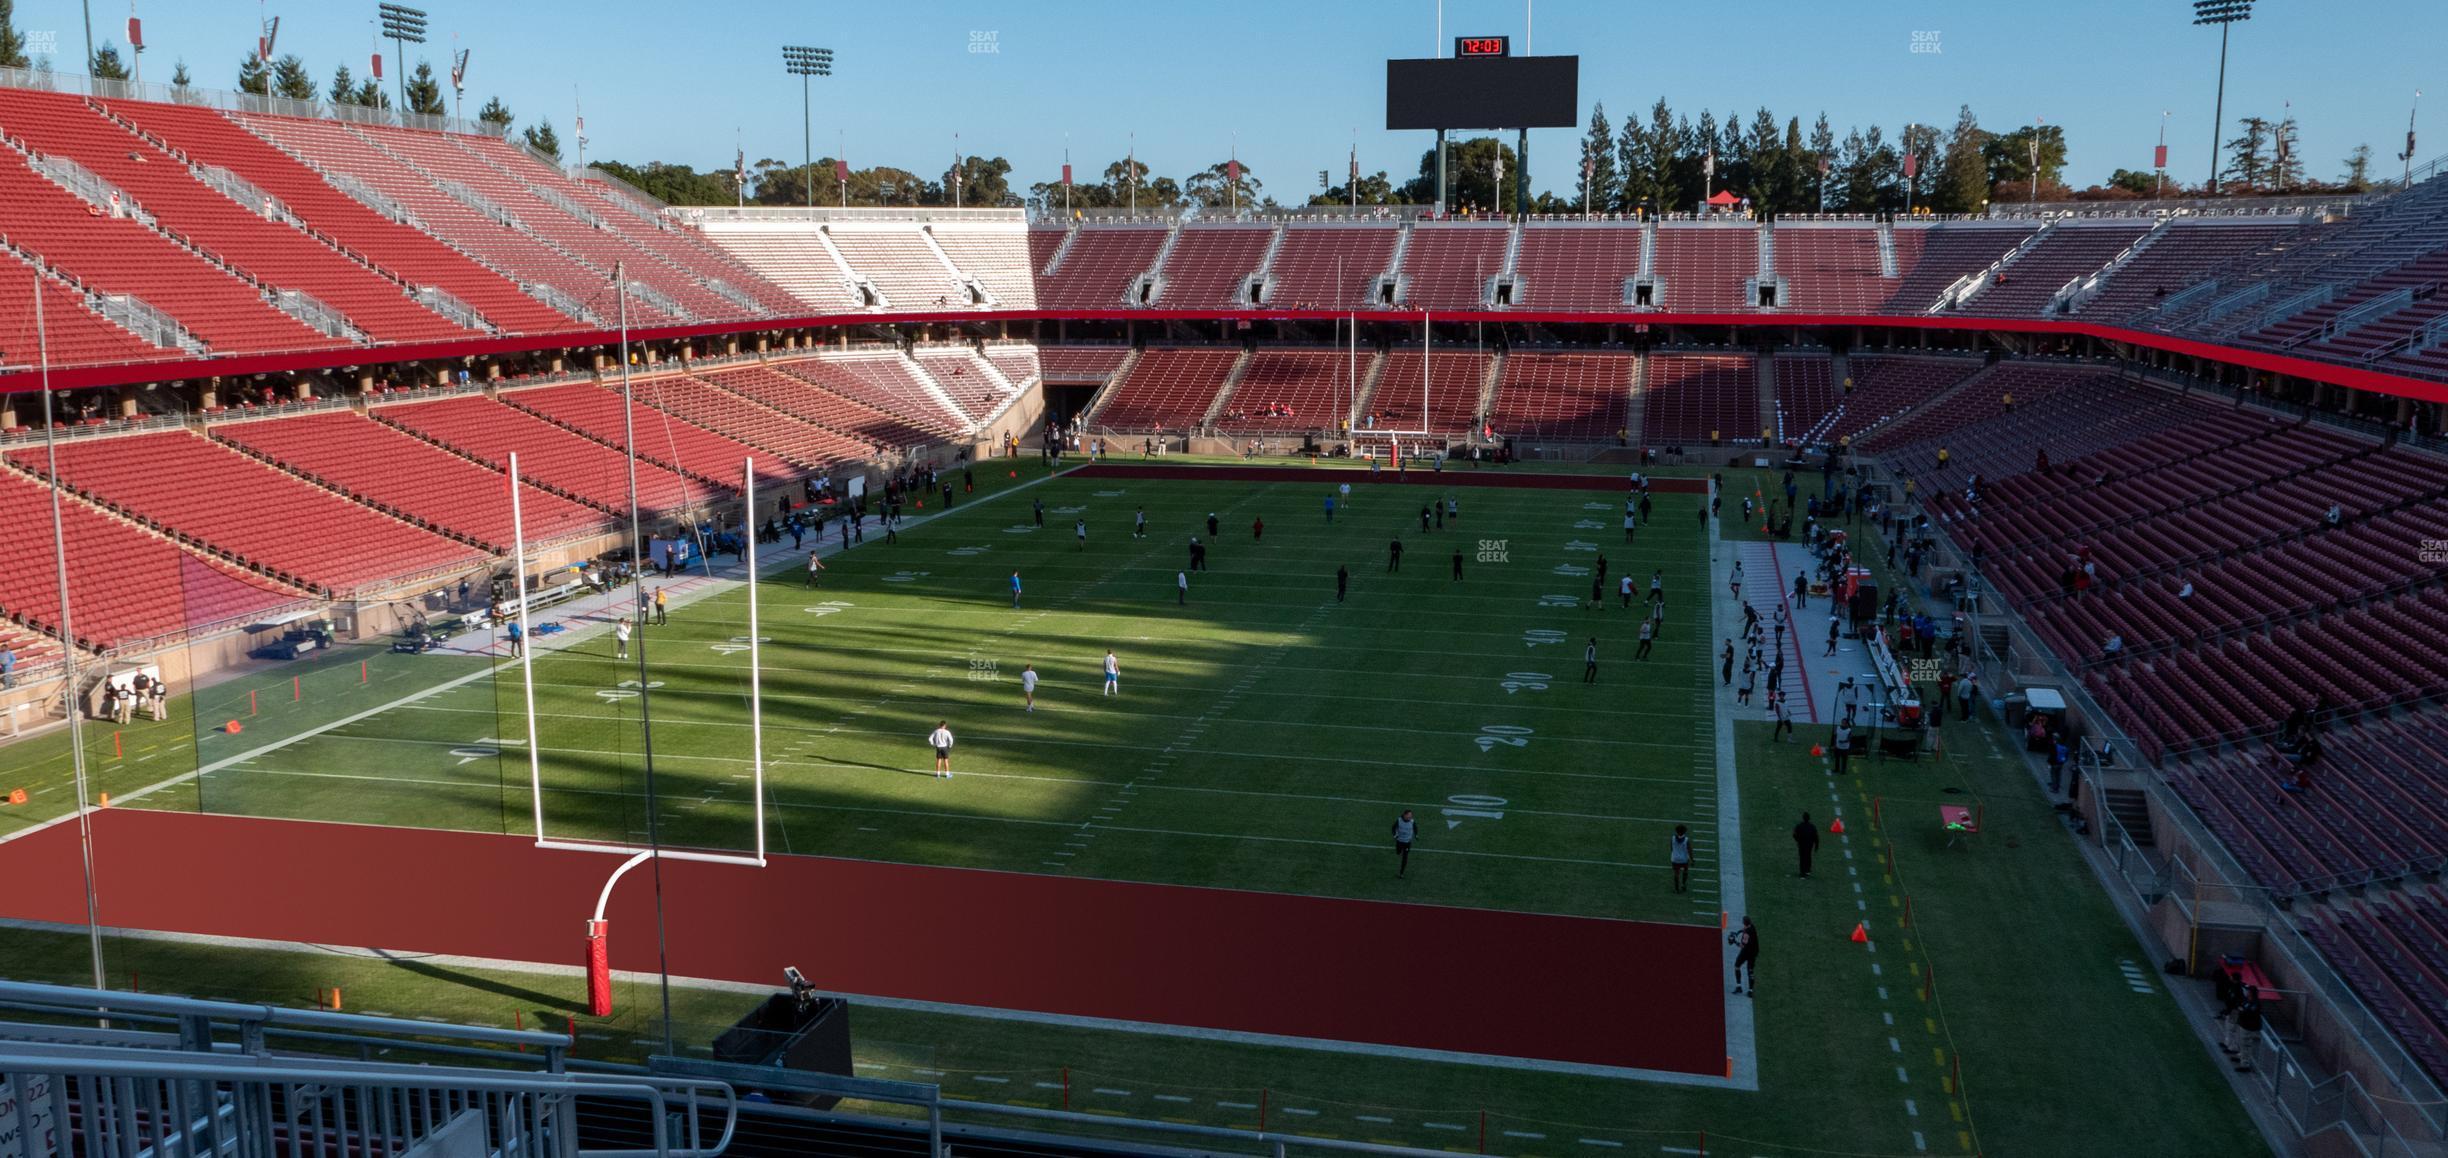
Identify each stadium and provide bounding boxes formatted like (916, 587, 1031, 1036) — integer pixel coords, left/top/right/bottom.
(0, 1, 2443, 1156)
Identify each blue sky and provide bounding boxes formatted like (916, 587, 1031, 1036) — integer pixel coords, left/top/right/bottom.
(14, 0, 2440, 197)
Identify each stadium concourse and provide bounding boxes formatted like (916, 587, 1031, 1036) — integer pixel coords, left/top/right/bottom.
(3, 69, 2448, 1158)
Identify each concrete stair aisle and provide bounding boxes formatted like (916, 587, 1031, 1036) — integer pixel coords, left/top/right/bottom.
(1197, 350, 1253, 429)
(1624, 350, 1648, 446)
(1076, 348, 1140, 428)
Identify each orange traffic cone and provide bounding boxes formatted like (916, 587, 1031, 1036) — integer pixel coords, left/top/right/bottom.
(1809, 744, 1825, 757)
(1850, 922, 1870, 944)
(225, 720, 243, 734)
(1829, 817, 1846, 835)
(1009, 470, 1017, 478)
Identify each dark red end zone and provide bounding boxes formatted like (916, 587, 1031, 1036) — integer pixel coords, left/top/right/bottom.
(1068, 463, 1709, 493)
(0, 811, 1726, 1077)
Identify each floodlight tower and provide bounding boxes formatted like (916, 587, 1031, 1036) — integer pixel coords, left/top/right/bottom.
(782, 45, 833, 211)
(2193, 0, 2253, 192)
(378, 3, 426, 118)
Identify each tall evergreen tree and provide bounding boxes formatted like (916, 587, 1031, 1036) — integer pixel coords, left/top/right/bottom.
(2269, 114, 2305, 190)
(1575, 103, 1618, 214)
(404, 60, 446, 115)
(236, 54, 268, 96)
(170, 59, 191, 89)
(0, 0, 28, 69)
(270, 54, 314, 100)
(523, 117, 560, 161)
(2342, 143, 2374, 192)
(1898, 122, 1941, 210)
(91, 42, 129, 80)
(1806, 113, 1838, 210)
(329, 64, 359, 105)
(355, 80, 389, 109)
(1933, 106, 1989, 213)
(2220, 117, 2271, 192)
(477, 96, 513, 132)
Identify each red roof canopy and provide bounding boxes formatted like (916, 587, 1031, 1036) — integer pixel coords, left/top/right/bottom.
(1706, 190, 1741, 206)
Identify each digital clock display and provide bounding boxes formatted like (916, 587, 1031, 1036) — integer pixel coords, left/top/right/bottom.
(1455, 36, 1510, 57)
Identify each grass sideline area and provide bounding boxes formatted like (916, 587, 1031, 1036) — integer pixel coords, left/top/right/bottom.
(0, 457, 2264, 1156)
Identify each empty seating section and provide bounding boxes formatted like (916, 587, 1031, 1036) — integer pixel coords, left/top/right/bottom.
(2076, 222, 2295, 319)
(0, 468, 301, 649)
(347, 122, 734, 319)
(704, 362, 937, 449)
(10, 431, 481, 594)
(1883, 224, 2036, 313)
(1772, 354, 1837, 442)
(1156, 226, 1270, 308)
(930, 226, 1036, 308)
(505, 381, 804, 486)
(2302, 887, 2448, 1085)
(0, 620, 59, 677)
(1039, 346, 1129, 383)
(1266, 225, 1399, 310)
(1489, 352, 1630, 439)
(1400, 225, 1507, 309)
(1774, 227, 1891, 312)
(1963, 224, 2148, 315)
(98, 98, 575, 334)
(628, 373, 875, 469)
(455, 133, 799, 315)
(0, 88, 471, 344)
(1037, 227, 1165, 309)
(801, 355, 964, 432)
(1877, 371, 2181, 489)
(377, 395, 709, 515)
(2167, 709, 2448, 903)
(2280, 245, 2448, 362)
(233, 113, 651, 324)
(913, 349, 1015, 424)
(0, 143, 338, 354)
(827, 228, 963, 308)
(1026, 227, 1066, 276)
(0, 254, 169, 370)
(1813, 355, 1984, 445)
(1640, 353, 1758, 444)
(1857, 362, 2107, 454)
(695, 225, 860, 312)
(1216, 351, 1347, 434)
(1651, 226, 1756, 311)
(1513, 225, 1640, 310)
(1093, 349, 1238, 431)
(212, 411, 603, 549)
(982, 343, 1041, 388)
(1374, 352, 1488, 435)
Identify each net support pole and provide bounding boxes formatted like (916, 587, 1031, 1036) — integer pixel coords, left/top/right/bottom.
(512, 452, 545, 841)
(744, 456, 767, 862)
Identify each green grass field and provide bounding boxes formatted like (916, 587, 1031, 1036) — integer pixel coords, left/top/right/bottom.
(0, 461, 2266, 1157)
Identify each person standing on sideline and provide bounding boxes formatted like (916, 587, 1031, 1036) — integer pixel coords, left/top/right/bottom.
(1958, 671, 1979, 720)
(805, 552, 825, 589)
(1034, 498, 1045, 527)
(1391, 809, 1418, 877)
(1721, 640, 1735, 685)
(928, 721, 955, 777)
(1620, 574, 1635, 608)
(1010, 571, 1023, 609)
(1584, 637, 1600, 684)
(1336, 565, 1349, 602)
(1134, 507, 1148, 538)
(1076, 518, 1087, 550)
(654, 587, 668, 626)
(1021, 664, 1039, 712)
(1590, 573, 1605, 609)
(507, 620, 525, 657)
(1, 644, 17, 689)
(1730, 560, 1744, 599)
(1451, 547, 1464, 581)
(1625, 500, 1638, 541)
(1324, 492, 1336, 523)
(1670, 825, 1693, 892)
(841, 518, 852, 550)
(1103, 650, 1120, 696)
(1253, 515, 1265, 543)
(1728, 916, 1759, 996)
(614, 618, 632, 660)
(1771, 694, 1793, 741)
(1793, 812, 1820, 878)
(1420, 504, 1432, 533)
(1388, 537, 1403, 572)
(1793, 572, 1809, 608)
(1176, 570, 1188, 605)
(1738, 663, 1756, 706)
(1649, 570, 1665, 604)
(1825, 615, 1841, 657)
(1831, 720, 1854, 775)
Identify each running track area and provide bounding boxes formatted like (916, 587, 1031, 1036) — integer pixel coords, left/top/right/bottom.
(1068, 463, 1710, 493)
(0, 810, 1727, 1079)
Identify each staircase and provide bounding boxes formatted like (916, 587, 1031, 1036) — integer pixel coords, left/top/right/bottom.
(2058, 216, 2177, 316)
(1876, 221, 1899, 278)
(1247, 222, 1288, 305)
(917, 226, 990, 306)
(1199, 350, 1253, 429)
(1746, 221, 1787, 309)
(1076, 347, 1140, 427)
(1474, 350, 1505, 436)
(1379, 223, 1414, 305)
(811, 228, 877, 307)
(1135, 224, 1185, 306)
(1625, 350, 1649, 444)
(897, 353, 977, 432)
(1040, 224, 1081, 276)
(1351, 352, 1390, 424)
(2101, 786, 2155, 848)
(1756, 349, 1779, 442)
(1501, 221, 1525, 276)
(1941, 221, 2057, 312)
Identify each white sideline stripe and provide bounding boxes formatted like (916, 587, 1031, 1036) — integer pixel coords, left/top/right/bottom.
(1422, 1122, 1467, 1131)
(1502, 1131, 1546, 1140)
(1576, 1139, 1622, 1149)
(1355, 1115, 1393, 1124)
(970, 1076, 1009, 1084)
(1092, 1087, 1132, 1096)
(1278, 1107, 1319, 1116)
(1215, 1101, 1257, 1110)
(1152, 1094, 1191, 1104)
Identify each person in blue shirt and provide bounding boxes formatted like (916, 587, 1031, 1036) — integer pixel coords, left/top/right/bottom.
(1010, 571, 1022, 608)
(506, 620, 525, 657)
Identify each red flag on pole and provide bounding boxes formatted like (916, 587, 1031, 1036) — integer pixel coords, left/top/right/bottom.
(2154, 144, 2168, 169)
(371, 53, 383, 81)
(1902, 152, 1919, 179)
(835, 158, 848, 183)
(1228, 158, 1241, 184)
(126, 18, 142, 50)
(1062, 162, 1072, 185)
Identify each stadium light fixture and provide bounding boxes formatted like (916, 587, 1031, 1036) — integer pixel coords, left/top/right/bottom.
(782, 45, 834, 210)
(378, 4, 428, 119)
(2193, 0, 2252, 193)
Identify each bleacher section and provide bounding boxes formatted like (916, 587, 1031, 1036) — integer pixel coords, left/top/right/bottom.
(826, 226, 965, 309)
(1488, 352, 1631, 440)
(1651, 225, 1756, 311)
(0, 466, 301, 650)
(1771, 353, 1837, 443)
(1035, 226, 1164, 309)
(505, 381, 807, 485)
(701, 362, 939, 450)
(1374, 351, 1490, 435)
(1215, 350, 1347, 435)
(788, 355, 965, 434)
(1513, 224, 1641, 311)
(930, 224, 1036, 308)
(1092, 348, 1239, 431)
(2302, 882, 2448, 1085)
(212, 410, 605, 550)
(694, 222, 861, 312)
(1265, 224, 1399, 310)
(1641, 352, 1759, 444)
(1775, 225, 1894, 312)
(0, 252, 170, 371)
(1400, 224, 1507, 309)
(10, 431, 483, 595)
(912, 347, 1018, 425)
(1808, 354, 1986, 446)
(2074, 220, 2296, 319)
(1039, 346, 1130, 384)
(376, 394, 712, 516)
(1963, 222, 2149, 315)
(1884, 223, 2038, 313)
(1157, 225, 1270, 308)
